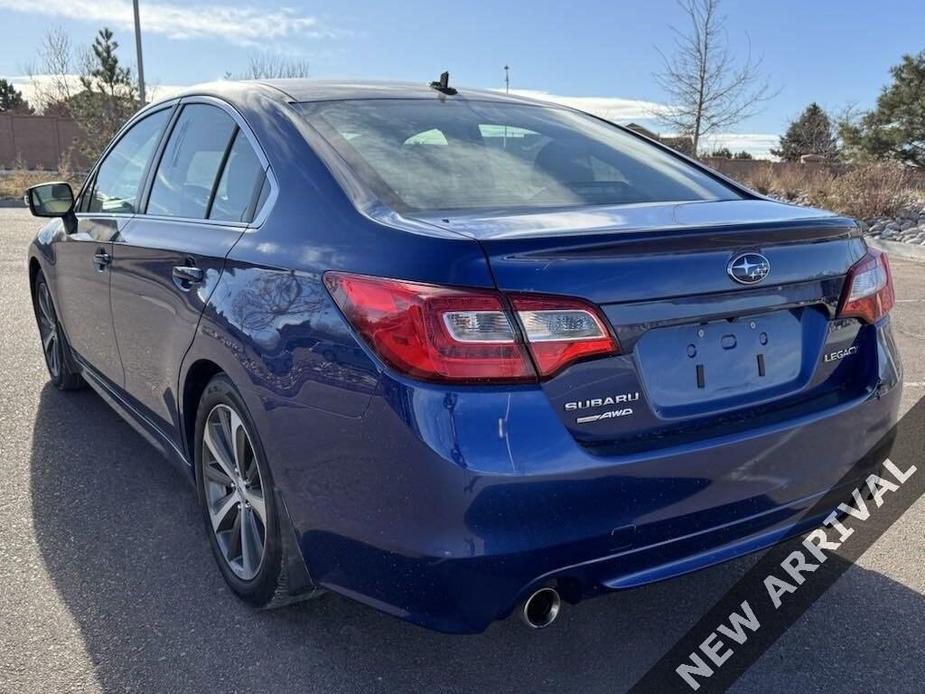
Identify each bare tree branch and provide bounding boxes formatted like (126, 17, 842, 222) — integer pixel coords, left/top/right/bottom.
(26, 27, 77, 114)
(652, 0, 777, 156)
(235, 52, 310, 80)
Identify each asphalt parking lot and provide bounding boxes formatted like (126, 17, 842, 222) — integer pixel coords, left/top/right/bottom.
(0, 206, 923, 693)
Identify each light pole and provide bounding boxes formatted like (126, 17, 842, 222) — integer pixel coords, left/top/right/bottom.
(503, 65, 510, 148)
(133, 0, 146, 104)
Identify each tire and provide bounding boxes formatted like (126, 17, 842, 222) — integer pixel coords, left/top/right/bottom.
(32, 271, 84, 391)
(194, 373, 290, 607)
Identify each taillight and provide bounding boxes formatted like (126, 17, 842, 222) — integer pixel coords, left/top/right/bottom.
(324, 273, 620, 383)
(510, 295, 618, 377)
(837, 249, 895, 324)
(323, 273, 535, 383)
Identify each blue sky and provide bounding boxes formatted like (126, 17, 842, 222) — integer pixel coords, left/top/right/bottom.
(0, 0, 922, 156)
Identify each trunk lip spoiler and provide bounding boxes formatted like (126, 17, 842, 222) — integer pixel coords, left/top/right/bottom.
(476, 219, 861, 256)
(406, 205, 857, 243)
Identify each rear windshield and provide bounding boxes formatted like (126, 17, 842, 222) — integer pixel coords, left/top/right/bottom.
(297, 99, 741, 214)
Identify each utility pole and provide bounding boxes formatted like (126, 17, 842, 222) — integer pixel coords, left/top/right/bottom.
(133, 0, 146, 105)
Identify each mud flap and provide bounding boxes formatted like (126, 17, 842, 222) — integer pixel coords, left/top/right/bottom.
(266, 492, 325, 608)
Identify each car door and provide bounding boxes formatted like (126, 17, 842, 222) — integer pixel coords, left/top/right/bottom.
(108, 98, 270, 441)
(54, 106, 173, 387)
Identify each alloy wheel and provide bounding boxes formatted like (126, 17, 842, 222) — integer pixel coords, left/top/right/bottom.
(36, 282, 61, 380)
(201, 403, 268, 581)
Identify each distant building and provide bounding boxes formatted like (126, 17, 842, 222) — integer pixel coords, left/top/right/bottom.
(623, 123, 694, 155)
(624, 122, 659, 140)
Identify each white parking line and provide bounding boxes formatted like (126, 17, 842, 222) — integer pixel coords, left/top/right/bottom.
(905, 382, 925, 387)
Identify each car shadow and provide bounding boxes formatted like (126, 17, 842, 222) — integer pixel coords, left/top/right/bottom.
(30, 384, 925, 693)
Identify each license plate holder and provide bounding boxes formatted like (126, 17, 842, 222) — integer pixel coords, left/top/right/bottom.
(635, 310, 807, 416)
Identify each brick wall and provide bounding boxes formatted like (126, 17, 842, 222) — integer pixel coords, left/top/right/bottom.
(0, 113, 86, 170)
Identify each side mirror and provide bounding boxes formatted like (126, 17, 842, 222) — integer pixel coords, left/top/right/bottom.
(25, 182, 75, 218)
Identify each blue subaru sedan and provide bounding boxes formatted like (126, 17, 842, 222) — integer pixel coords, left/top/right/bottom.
(25, 79, 901, 633)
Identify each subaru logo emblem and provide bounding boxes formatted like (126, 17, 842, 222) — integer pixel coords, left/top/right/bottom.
(727, 252, 770, 285)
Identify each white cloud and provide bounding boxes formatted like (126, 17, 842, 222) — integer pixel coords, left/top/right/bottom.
(506, 88, 668, 121)
(505, 89, 778, 158)
(0, 0, 336, 46)
(8, 75, 75, 105)
(10, 73, 184, 99)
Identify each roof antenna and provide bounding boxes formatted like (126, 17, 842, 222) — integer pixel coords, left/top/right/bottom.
(429, 71, 457, 95)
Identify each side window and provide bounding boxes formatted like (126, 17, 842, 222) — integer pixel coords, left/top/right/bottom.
(87, 109, 171, 214)
(209, 130, 266, 223)
(252, 178, 270, 217)
(404, 128, 448, 146)
(478, 124, 550, 199)
(147, 104, 237, 219)
(589, 155, 627, 182)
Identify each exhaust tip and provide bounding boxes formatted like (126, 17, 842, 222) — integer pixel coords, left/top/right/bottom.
(520, 587, 561, 629)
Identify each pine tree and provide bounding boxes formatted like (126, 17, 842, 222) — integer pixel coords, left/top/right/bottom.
(70, 28, 139, 162)
(0, 79, 32, 113)
(771, 103, 839, 161)
(841, 51, 925, 166)
(79, 28, 135, 98)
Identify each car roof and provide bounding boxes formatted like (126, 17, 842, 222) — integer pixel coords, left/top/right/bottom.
(165, 79, 554, 108)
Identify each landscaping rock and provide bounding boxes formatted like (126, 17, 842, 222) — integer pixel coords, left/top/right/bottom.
(862, 203, 925, 247)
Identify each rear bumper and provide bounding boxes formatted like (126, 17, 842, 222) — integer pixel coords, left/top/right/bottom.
(284, 320, 902, 633)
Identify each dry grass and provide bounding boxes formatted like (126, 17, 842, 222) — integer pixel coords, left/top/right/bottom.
(0, 155, 82, 201)
(0, 169, 54, 200)
(818, 164, 918, 220)
(734, 162, 918, 220)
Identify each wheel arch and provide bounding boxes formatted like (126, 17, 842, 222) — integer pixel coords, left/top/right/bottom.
(180, 356, 319, 600)
(180, 358, 224, 462)
(28, 256, 43, 299)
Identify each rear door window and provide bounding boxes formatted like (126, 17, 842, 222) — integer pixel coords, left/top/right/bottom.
(209, 130, 266, 223)
(147, 104, 237, 219)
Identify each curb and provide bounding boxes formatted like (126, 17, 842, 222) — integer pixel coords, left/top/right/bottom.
(867, 237, 925, 263)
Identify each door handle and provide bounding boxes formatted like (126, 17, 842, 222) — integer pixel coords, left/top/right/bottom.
(172, 264, 204, 288)
(93, 248, 111, 270)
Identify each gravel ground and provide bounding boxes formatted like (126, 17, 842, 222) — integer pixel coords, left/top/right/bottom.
(0, 206, 922, 694)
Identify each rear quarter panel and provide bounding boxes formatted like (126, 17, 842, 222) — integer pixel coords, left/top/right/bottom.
(181, 99, 496, 539)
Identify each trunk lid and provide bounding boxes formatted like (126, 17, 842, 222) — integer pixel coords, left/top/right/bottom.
(419, 199, 860, 303)
(418, 199, 872, 449)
